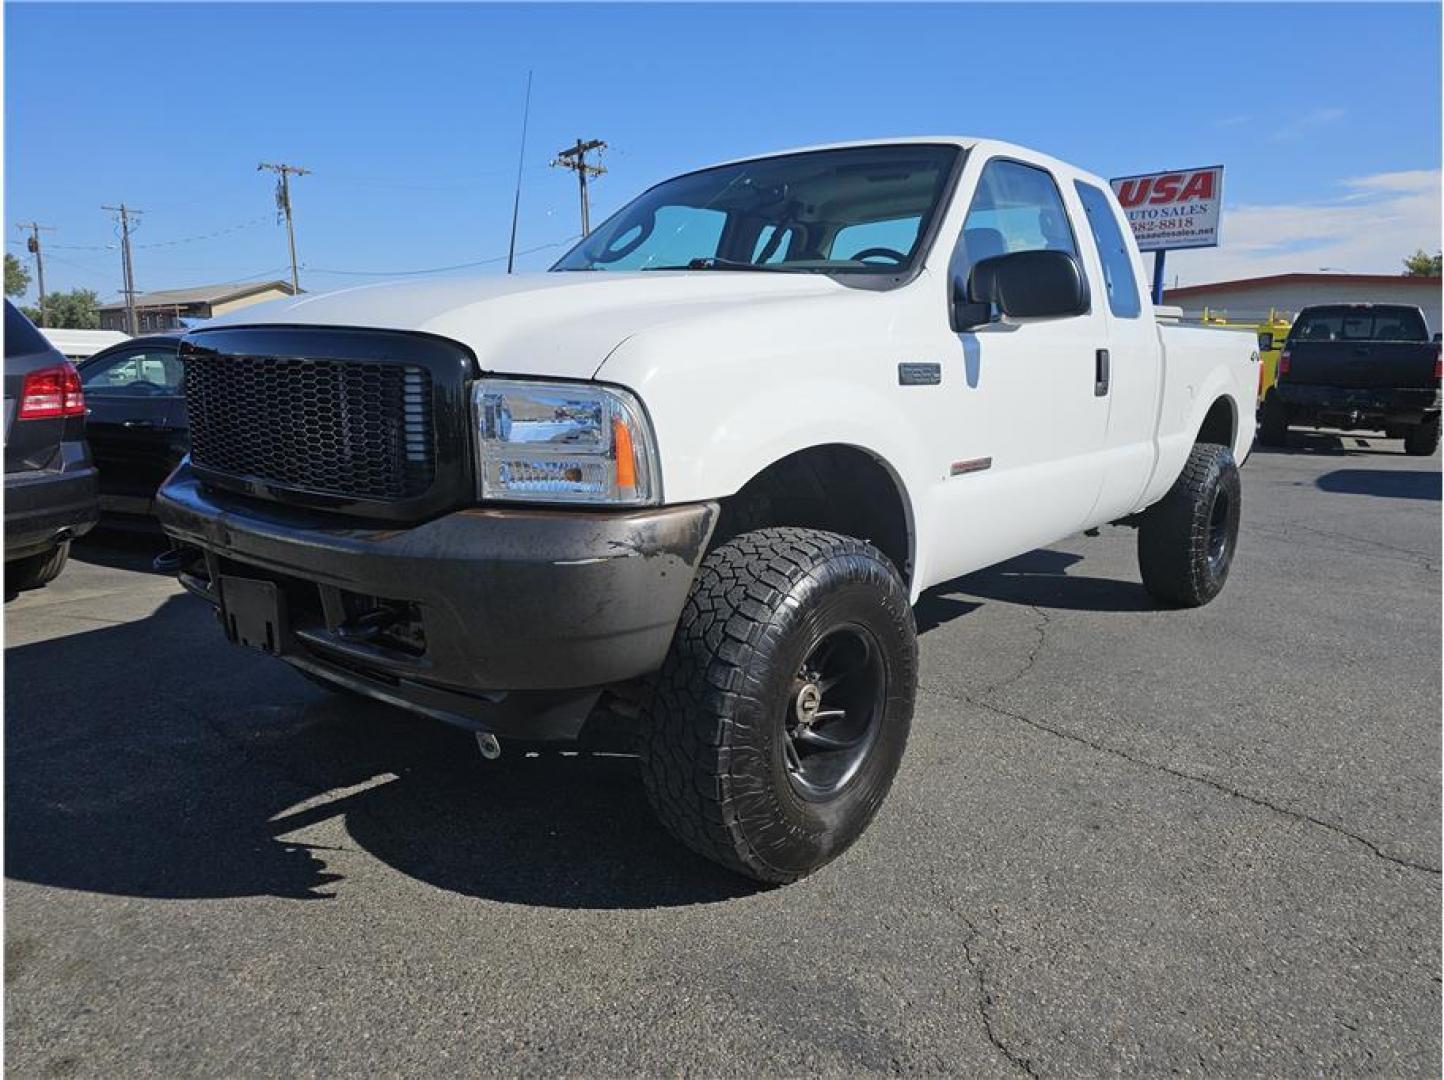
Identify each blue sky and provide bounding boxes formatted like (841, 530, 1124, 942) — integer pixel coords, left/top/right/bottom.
(5, 2, 1440, 302)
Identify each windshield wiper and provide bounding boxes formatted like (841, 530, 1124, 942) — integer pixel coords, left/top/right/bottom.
(641, 257, 798, 272)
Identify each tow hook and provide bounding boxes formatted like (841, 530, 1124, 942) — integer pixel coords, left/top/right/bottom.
(475, 732, 502, 760)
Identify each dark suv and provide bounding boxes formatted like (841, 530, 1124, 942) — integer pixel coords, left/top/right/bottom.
(4, 302, 99, 591)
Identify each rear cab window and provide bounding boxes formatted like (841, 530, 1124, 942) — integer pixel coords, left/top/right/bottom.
(1290, 306, 1429, 343)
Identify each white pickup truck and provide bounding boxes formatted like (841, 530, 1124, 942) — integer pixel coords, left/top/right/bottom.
(158, 138, 1258, 883)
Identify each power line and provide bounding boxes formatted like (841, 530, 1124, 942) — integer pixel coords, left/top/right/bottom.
(304, 235, 579, 278)
(550, 138, 607, 236)
(133, 216, 271, 249)
(14, 222, 55, 326)
(258, 161, 310, 292)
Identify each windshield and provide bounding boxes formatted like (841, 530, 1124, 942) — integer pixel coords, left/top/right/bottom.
(552, 144, 961, 276)
(1290, 306, 1430, 343)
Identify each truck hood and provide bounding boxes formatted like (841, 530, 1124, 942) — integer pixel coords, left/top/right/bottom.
(205, 271, 850, 380)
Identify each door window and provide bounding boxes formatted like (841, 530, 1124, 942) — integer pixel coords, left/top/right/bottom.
(81, 348, 183, 396)
(953, 159, 1079, 281)
(1074, 181, 1142, 318)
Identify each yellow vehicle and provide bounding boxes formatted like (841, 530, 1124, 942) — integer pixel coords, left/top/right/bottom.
(1200, 308, 1294, 405)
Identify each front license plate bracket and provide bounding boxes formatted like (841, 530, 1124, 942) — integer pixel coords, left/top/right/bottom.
(219, 576, 287, 654)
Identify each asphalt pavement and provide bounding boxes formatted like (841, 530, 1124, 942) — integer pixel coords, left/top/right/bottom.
(5, 431, 1440, 1077)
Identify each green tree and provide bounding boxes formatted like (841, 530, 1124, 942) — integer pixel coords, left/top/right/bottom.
(20, 288, 100, 329)
(5, 252, 31, 298)
(1402, 249, 1443, 276)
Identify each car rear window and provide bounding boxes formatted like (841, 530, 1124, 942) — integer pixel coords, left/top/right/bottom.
(4, 301, 53, 359)
(1291, 307, 1429, 343)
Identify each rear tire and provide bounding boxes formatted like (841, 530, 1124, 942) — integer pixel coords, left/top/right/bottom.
(1257, 394, 1289, 447)
(1404, 417, 1439, 457)
(1138, 443, 1240, 608)
(641, 527, 917, 884)
(7, 542, 70, 593)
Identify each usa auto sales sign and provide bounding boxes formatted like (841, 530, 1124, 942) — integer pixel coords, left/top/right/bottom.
(1109, 166, 1224, 252)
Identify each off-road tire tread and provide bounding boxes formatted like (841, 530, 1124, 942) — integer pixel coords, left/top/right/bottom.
(1138, 442, 1239, 608)
(641, 527, 914, 884)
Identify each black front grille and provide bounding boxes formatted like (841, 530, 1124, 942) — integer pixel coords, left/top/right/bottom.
(185, 354, 435, 501)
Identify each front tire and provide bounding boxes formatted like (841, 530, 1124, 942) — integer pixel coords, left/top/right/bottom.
(7, 541, 70, 593)
(1404, 417, 1440, 457)
(642, 527, 917, 884)
(1138, 443, 1240, 608)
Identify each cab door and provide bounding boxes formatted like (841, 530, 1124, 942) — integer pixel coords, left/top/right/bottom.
(924, 157, 1112, 582)
(1071, 179, 1161, 521)
(78, 343, 186, 515)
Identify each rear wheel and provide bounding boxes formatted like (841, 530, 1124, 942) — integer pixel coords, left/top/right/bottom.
(1257, 394, 1289, 447)
(1404, 417, 1440, 457)
(7, 542, 70, 593)
(1138, 443, 1240, 608)
(641, 527, 917, 884)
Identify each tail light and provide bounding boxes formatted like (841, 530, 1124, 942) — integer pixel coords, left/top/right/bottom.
(1278, 350, 1290, 377)
(17, 362, 85, 420)
(1434, 345, 1441, 381)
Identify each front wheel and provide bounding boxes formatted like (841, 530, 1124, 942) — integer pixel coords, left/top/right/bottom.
(1138, 443, 1241, 608)
(641, 527, 917, 884)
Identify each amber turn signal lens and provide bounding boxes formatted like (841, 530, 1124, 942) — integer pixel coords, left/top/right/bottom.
(613, 418, 637, 488)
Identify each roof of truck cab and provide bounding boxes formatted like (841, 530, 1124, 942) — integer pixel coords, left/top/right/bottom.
(701, 136, 1104, 187)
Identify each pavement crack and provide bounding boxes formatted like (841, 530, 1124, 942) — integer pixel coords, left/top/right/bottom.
(1251, 521, 1437, 573)
(979, 605, 1052, 697)
(958, 918, 1039, 1079)
(926, 684, 1442, 878)
(923, 875, 1040, 1078)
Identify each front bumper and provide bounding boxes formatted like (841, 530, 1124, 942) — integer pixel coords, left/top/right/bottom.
(156, 465, 718, 737)
(4, 464, 100, 560)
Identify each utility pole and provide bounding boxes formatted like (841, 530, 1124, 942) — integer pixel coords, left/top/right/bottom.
(258, 161, 310, 292)
(101, 203, 141, 335)
(550, 138, 607, 236)
(15, 222, 54, 327)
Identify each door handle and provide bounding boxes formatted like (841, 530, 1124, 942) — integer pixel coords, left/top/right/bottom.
(1094, 349, 1110, 397)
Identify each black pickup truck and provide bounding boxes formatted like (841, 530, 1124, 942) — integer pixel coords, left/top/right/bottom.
(1259, 303, 1440, 455)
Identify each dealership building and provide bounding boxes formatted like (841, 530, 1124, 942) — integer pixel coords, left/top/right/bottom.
(1164, 273, 1442, 334)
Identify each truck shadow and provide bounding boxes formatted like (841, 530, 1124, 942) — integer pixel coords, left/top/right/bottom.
(1315, 468, 1441, 501)
(5, 594, 756, 911)
(917, 548, 1154, 629)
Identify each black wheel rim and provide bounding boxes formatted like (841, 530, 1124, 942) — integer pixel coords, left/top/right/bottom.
(1207, 488, 1232, 571)
(782, 624, 885, 800)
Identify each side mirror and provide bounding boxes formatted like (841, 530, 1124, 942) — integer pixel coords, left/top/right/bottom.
(952, 249, 1089, 331)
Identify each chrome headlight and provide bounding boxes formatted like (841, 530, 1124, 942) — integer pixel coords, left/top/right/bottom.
(473, 378, 660, 505)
